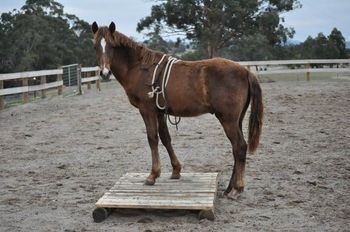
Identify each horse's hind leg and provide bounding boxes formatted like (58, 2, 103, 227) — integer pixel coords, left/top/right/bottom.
(158, 114, 182, 179)
(217, 116, 247, 199)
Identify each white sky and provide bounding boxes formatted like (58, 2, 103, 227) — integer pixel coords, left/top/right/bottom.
(1, 0, 349, 42)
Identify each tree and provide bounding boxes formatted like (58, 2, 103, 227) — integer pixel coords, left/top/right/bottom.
(328, 27, 347, 59)
(293, 28, 347, 59)
(0, 0, 95, 73)
(137, 0, 301, 58)
(314, 33, 329, 59)
(142, 25, 171, 53)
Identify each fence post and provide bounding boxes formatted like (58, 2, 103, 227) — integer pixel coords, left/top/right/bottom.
(58, 67, 63, 95)
(77, 64, 82, 95)
(87, 71, 91, 90)
(96, 70, 101, 91)
(41, 75, 46, 98)
(0, 80, 4, 110)
(96, 79, 101, 91)
(306, 63, 311, 81)
(22, 78, 29, 103)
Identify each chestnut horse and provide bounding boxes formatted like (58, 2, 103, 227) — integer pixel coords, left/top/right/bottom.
(91, 22, 263, 198)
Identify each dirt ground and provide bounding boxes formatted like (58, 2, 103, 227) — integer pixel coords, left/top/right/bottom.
(0, 79, 349, 232)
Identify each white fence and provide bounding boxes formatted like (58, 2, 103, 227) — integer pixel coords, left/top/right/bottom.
(0, 66, 101, 109)
(239, 59, 350, 81)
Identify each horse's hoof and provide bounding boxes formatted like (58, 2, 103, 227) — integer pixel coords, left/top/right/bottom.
(170, 173, 181, 179)
(145, 178, 155, 185)
(224, 189, 242, 200)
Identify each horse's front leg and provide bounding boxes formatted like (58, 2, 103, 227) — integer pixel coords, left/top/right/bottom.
(140, 109, 161, 185)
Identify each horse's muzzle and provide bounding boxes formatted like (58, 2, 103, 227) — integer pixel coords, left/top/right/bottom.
(100, 70, 112, 81)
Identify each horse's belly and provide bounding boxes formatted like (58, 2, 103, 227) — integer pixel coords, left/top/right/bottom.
(167, 100, 211, 117)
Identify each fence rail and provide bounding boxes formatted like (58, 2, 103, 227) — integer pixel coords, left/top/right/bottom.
(239, 59, 350, 81)
(239, 59, 350, 66)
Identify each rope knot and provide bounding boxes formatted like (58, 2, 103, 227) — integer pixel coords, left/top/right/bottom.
(147, 86, 160, 98)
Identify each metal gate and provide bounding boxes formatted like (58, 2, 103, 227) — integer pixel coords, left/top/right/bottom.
(62, 64, 82, 95)
(62, 64, 78, 86)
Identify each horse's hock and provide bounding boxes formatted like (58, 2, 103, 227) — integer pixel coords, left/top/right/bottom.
(93, 172, 219, 222)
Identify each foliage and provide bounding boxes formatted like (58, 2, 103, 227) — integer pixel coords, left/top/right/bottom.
(180, 27, 349, 61)
(137, 0, 301, 58)
(293, 28, 348, 59)
(0, 0, 95, 73)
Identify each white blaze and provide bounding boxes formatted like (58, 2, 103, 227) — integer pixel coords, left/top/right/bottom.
(100, 37, 109, 75)
(100, 37, 106, 53)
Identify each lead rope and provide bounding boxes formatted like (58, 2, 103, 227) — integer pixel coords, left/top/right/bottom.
(148, 55, 181, 128)
(148, 54, 166, 100)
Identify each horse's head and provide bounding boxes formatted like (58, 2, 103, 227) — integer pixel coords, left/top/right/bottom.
(91, 21, 116, 78)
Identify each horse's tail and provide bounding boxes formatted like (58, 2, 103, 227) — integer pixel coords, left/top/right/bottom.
(247, 71, 263, 153)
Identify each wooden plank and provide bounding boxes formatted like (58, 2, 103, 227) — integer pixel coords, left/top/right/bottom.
(112, 180, 217, 186)
(96, 198, 213, 210)
(122, 172, 217, 178)
(81, 76, 99, 83)
(117, 176, 217, 182)
(22, 78, 29, 103)
(95, 172, 218, 211)
(112, 183, 215, 192)
(104, 192, 214, 197)
(97, 198, 214, 206)
(110, 184, 216, 190)
(40, 76, 46, 98)
(96, 202, 213, 210)
(107, 189, 216, 193)
(28, 81, 63, 92)
(77, 65, 82, 95)
(57, 73, 63, 95)
(96, 79, 101, 91)
(0, 81, 63, 96)
(81, 66, 99, 72)
(306, 64, 311, 81)
(307, 68, 350, 73)
(254, 67, 350, 75)
(239, 59, 350, 66)
(0, 69, 63, 81)
(0, 86, 28, 96)
(0, 80, 4, 110)
(100, 195, 214, 202)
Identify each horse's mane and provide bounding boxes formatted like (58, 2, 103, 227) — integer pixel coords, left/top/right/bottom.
(95, 27, 162, 64)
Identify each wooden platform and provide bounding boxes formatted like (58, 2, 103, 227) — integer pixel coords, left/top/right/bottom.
(93, 172, 219, 221)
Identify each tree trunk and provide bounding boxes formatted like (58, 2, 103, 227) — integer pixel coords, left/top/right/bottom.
(207, 43, 215, 58)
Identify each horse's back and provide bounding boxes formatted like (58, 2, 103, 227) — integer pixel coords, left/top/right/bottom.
(166, 57, 250, 117)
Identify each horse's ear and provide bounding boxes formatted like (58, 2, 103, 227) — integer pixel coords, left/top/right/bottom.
(109, 22, 116, 34)
(92, 21, 98, 34)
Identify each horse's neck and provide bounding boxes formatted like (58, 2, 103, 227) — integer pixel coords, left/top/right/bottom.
(110, 48, 139, 87)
